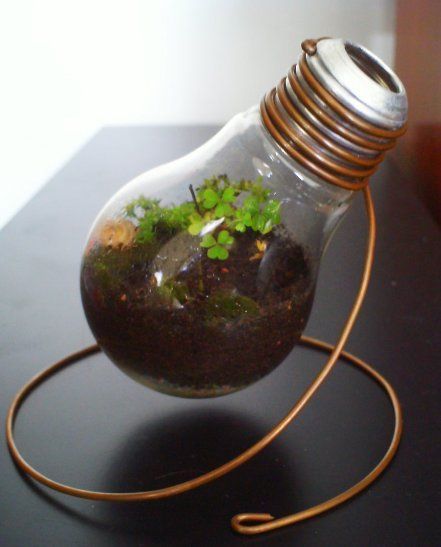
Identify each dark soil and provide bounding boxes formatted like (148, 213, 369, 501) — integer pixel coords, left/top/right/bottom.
(81, 226, 315, 397)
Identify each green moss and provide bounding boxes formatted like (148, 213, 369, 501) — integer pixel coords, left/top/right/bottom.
(204, 291, 260, 321)
(125, 198, 196, 244)
(156, 280, 191, 306)
(84, 242, 159, 293)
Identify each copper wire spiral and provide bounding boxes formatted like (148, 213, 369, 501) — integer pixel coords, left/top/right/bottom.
(6, 38, 405, 537)
(260, 41, 407, 191)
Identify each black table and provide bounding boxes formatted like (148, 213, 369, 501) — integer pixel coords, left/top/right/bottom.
(1, 127, 440, 546)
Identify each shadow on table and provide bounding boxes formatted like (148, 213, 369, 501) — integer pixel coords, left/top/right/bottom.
(17, 407, 308, 545)
(100, 408, 306, 544)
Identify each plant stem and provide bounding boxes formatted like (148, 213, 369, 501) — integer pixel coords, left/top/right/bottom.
(189, 184, 202, 215)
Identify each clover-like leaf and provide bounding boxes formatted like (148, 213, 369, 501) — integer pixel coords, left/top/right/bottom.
(216, 246, 229, 260)
(222, 187, 236, 203)
(202, 188, 219, 209)
(214, 203, 233, 218)
(208, 245, 229, 260)
(218, 230, 234, 246)
(200, 234, 216, 248)
(204, 229, 234, 260)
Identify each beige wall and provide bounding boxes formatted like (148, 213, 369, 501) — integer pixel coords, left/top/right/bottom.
(0, 0, 397, 228)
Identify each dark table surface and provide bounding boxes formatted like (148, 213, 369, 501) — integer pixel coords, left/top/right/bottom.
(1, 127, 440, 547)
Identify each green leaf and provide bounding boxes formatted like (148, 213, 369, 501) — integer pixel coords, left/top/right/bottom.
(214, 203, 233, 218)
(216, 245, 229, 260)
(202, 188, 219, 209)
(214, 204, 223, 218)
(188, 221, 204, 235)
(235, 222, 246, 232)
(207, 246, 218, 259)
(207, 244, 229, 260)
(200, 234, 216, 248)
(235, 209, 252, 226)
(251, 214, 265, 232)
(217, 230, 231, 245)
(203, 188, 218, 200)
(222, 187, 236, 203)
(189, 212, 202, 223)
(243, 212, 253, 226)
(243, 195, 259, 214)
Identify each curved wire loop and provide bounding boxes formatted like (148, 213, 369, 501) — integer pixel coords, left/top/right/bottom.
(231, 335, 402, 534)
(6, 187, 402, 535)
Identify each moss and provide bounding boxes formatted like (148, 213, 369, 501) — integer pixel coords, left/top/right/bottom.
(204, 291, 260, 321)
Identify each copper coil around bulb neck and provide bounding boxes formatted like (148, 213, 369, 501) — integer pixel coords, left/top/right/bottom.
(261, 42, 407, 190)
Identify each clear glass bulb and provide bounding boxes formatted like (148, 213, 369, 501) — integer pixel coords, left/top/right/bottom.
(81, 35, 408, 398)
(80, 106, 353, 398)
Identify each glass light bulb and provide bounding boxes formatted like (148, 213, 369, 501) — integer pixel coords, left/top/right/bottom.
(80, 38, 407, 398)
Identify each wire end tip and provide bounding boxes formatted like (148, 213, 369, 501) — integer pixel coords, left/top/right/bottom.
(231, 513, 275, 535)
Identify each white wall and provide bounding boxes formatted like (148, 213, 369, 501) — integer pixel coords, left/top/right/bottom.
(0, 0, 396, 229)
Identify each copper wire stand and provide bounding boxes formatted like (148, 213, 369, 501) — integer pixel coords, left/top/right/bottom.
(7, 38, 406, 536)
(5, 187, 403, 536)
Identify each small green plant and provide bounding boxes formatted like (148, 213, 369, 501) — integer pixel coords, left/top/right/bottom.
(202, 186, 236, 217)
(234, 196, 281, 234)
(200, 230, 235, 260)
(188, 175, 281, 259)
(124, 175, 282, 260)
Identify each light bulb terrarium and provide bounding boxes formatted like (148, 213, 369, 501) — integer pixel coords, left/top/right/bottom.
(7, 36, 410, 536)
(80, 38, 407, 399)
